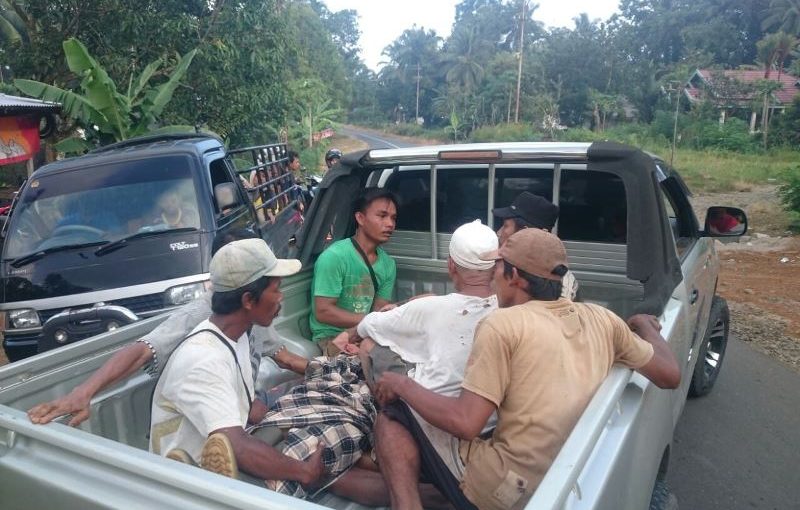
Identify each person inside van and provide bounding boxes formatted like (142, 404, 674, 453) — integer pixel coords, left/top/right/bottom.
(154, 189, 199, 229)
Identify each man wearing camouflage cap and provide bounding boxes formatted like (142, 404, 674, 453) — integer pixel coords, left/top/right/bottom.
(373, 228, 681, 510)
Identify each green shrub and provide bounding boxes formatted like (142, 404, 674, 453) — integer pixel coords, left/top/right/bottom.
(468, 123, 541, 142)
(390, 123, 427, 137)
(779, 169, 800, 214)
(684, 118, 760, 153)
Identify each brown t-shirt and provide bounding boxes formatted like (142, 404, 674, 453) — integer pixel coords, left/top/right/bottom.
(459, 299, 654, 510)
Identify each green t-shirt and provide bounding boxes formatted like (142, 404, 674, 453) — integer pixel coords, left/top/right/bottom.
(310, 238, 396, 341)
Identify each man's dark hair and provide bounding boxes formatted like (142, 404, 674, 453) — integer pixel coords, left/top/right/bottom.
(211, 275, 274, 314)
(503, 260, 562, 301)
(512, 217, 534, 230)
(287, 150, 299, 164)
(211, 228, 259, 256)
(352, 187, 399, 215)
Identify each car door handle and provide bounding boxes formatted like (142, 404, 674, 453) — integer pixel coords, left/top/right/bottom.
(690, 288, 699, 305)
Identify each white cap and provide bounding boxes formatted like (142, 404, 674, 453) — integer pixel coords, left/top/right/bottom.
(448, 220, 498, 271)
(210, 238, 301, 292)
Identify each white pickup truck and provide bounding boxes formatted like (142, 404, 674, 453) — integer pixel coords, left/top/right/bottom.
(0, 141, 746, 509)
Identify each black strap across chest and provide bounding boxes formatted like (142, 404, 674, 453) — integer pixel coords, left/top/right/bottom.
(350, 237, 379, 304)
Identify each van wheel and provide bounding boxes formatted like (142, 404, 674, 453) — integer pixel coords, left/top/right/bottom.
(649, 480, 678, 510)
(689, 296, 730, 398)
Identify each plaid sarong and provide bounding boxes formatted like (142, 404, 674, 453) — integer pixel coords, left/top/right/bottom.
(253, 355, 376, 498)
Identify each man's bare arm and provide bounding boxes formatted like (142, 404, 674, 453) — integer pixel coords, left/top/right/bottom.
(314, 296, 365, 328)
(627, 314, 681, 389)
(375, 372, 496, 440)
(27, 341, 153, 426)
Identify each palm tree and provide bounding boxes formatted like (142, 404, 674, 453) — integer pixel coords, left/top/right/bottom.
(443, 27, 485, 93)
(382, 27, 442, 121)
(762, 0, 800, 35)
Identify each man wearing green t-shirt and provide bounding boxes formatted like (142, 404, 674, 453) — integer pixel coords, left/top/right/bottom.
(310, 188, 398, 355)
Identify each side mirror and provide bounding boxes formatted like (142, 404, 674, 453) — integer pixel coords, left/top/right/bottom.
(214, 182, 240, 212)
(704, 206, 747, 237)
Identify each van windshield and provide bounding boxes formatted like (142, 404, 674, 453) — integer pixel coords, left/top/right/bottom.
(4, 155, 201, 259)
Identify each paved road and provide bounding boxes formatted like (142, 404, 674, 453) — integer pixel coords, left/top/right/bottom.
(338, 125, 415, 149)
(342, 125, 800, 510)
(667, 336, 800, 510)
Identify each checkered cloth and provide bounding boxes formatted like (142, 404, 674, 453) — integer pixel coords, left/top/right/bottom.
(253, 355, 376, 498)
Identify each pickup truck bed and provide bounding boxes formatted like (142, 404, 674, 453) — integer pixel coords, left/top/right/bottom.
(0, 141, 734, 509)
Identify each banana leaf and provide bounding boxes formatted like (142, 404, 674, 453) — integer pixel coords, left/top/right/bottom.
(62, 38, 130, 140)
(54, 136, 91, 155)
(13, 79, 112, 133)
(135, 49, 198, 134)
(128, 58, 163, 104)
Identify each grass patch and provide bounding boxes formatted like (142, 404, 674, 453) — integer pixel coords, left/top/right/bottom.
(668, 148, 796, 193)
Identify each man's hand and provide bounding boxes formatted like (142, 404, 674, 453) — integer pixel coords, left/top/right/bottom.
(248, 398, 268, 425)
(373, 372, 409, 407)
(627, 314, 661, 335)
(27, 388, 92, 427)
(331, 330, 361, 354)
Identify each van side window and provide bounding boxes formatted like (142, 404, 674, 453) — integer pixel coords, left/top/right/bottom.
(385, 169, 431, 232)
(493, 168, 553, 230)
(209, 157, 240, 215)
(559, 170, 627, 243)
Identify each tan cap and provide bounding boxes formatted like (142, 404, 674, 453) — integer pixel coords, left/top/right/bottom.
(481, 228, 568, 281)
(210, 238, 301, 292)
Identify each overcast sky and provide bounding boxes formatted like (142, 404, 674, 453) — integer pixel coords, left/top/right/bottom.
(323, 0, 621, 70)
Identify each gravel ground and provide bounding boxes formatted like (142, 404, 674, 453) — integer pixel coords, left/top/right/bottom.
(728, 302, 800, 371)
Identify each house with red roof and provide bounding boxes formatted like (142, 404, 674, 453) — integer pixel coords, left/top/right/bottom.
(684, 69, 800, 132)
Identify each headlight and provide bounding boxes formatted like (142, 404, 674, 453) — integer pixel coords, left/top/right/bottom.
(8, 308, 41, 329)
(164, 282, 206, 306)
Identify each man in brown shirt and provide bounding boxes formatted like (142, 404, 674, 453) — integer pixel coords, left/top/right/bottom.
(373, 228, 681, 510)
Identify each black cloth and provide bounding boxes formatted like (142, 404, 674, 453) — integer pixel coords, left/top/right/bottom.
(383, 401, 478, 510)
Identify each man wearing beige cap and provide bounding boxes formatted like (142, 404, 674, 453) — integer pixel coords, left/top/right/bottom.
(373, 228, 681, 510)
(149, 238, 324, 488)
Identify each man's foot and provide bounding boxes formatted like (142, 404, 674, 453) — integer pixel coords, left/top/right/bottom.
(201, 433, 239, 479)
(300, 444, 327, 490)
(166, 448, 197, 466)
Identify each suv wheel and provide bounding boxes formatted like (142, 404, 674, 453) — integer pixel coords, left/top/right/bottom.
(689, 296, 730, 398)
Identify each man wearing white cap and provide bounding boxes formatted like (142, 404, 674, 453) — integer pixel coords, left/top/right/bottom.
(149, 238, 324, 488)
(350, 220, 500, 473)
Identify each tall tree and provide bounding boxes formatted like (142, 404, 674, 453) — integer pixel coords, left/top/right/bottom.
(763, 0, 800, 35)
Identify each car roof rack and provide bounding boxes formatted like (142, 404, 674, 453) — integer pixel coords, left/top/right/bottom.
(89, 132, 222, 154)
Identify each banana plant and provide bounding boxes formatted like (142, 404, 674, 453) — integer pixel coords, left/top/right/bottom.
(14, 37, 196, 153)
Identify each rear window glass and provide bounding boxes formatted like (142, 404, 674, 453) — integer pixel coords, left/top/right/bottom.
(558, 170, 627, 243)
(493, 168, 553, 230)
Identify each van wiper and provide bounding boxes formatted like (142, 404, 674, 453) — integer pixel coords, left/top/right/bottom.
(10, 241, 110, 268)
(95, 227, 198, 257)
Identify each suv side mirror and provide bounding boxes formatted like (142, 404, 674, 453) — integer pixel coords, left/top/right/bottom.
(214, 182, 241, 213)
(704, 206, 747, 237)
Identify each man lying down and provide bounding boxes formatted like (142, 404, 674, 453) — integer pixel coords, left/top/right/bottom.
(252, 219, 500, 505)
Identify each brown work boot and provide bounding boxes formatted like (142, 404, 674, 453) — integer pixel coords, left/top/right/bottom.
(201, 433, 239, 479)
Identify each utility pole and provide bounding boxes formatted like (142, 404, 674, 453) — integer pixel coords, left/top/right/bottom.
(514, 0, 526, 123)
(415, 62, 421, 123)
(670, 81, 681, 168)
